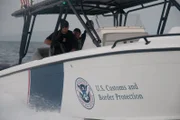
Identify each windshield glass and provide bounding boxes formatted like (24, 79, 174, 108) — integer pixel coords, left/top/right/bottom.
(91, 13, 144, 29)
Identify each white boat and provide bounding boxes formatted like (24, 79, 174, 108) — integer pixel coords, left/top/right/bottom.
(1, 0, 180, 120)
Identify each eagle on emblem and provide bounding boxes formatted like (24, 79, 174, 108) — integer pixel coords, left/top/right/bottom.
(78, 84, 90, 103)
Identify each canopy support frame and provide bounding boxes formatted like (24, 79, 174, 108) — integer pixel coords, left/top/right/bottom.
(19, 13, 36, 64)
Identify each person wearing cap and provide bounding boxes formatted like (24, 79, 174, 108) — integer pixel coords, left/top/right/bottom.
(73, 28, 86, 50)
(44, 20, 78, 54)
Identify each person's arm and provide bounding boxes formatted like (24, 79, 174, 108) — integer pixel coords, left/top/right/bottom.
(70, 32, 78, 51)
(44, 39, 52, 45)
(71, 38, 78, 51)
(81, 30, 86, 45)
(44, 33, 53, 45)
(71, 48, 76, 51)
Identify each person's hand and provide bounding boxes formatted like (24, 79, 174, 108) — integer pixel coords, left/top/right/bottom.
(71, 48, 76, 52)
(84, 30, 86, 34)
(44, 39, 52, 45)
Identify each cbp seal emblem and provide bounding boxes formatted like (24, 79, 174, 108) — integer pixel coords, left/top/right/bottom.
(75, 77, 95, 109)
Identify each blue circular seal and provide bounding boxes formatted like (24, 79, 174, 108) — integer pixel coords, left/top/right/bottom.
(75, 77, 95, 110)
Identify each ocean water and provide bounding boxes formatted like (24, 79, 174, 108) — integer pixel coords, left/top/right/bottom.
(0, 41, 45, 65)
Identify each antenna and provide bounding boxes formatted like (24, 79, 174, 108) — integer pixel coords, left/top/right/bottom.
(31, 0, 34, 5)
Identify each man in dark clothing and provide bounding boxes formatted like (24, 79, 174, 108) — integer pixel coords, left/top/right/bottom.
(73, 28, 86, 50)
(44, 20, 78, 55)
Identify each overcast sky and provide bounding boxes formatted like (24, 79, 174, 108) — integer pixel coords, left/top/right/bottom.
(0, 0, 180, 41)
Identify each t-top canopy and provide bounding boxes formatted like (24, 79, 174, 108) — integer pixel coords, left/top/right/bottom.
(12, 0, 157, 17)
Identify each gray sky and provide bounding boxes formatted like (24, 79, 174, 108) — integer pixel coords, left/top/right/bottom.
(0, 0, 84, 34)
(0, 0, 180, 41)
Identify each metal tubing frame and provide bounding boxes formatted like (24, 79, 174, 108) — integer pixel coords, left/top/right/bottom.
(114, 12, 118, 26)
(160, 1, 171, 34)
(82, 5, 117, 12)
(170, 0, 180, 11)
(112, 11, 118, 27)
(102, 13, 114, 17)
(19, 14, 32, 64)
(50, 6, 64, 55)
(112, 33, 180, 48)
(157, 0, 168, 34)
(52, 6, 64, 40)
(95, 15, 100, 28)
(80, 0, 102, 43)
(123, 13, 128, 26)
(63, 7, 68, 20)
(113, 12, 116, 26)
(66, 0, 100, 47)
(119, 13, 123, 26)
(31, 1, 63, 14)
(157, 0, 171, 34)
(123, 1, 165, 26)
(24, 15, 37, 57)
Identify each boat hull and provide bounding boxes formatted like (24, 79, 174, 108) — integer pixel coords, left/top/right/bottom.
(1, 48, 180, 120)
(61, 49, 180, 119)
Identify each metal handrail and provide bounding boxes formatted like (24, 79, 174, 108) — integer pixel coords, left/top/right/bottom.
(112, 33, 180, 48)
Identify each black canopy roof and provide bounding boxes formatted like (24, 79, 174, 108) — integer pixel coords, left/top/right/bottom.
(12, 0, 157, 17)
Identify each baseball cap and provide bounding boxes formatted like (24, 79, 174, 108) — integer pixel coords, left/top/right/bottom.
(73, 28, 81, 33)
(60, 19, 69, 28)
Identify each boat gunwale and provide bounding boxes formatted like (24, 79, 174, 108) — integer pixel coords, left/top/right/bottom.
(1, 45, 180, 78)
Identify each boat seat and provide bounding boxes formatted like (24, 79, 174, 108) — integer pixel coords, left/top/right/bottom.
(31, 47, 50, 60)
(99, 26, 148, 46)
(103, 32, 148, 46)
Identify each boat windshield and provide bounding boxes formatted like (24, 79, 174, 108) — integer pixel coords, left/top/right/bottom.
(92, 14, 144, 29)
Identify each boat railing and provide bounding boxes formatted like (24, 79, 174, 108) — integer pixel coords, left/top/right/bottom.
(112, 33, 180, 48)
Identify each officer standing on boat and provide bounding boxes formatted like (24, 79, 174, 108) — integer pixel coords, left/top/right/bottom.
(73, 28, 86, 50)
(44, 20, 78, 55)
